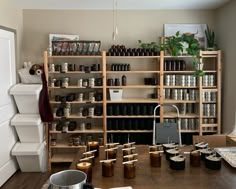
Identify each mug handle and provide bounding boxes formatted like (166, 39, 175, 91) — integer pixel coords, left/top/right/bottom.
(83, 183, 94, 189)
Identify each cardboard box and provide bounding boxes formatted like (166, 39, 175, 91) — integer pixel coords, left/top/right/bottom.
(226, 135, 236, 146)
(192, 135, 226, 148)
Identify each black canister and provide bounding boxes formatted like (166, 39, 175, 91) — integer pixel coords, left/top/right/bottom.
(107, 105, 113, 115)
(86, 123, 92, 130)
(134, 104, 140, 115)
(55, 95, 61, 101)
(79, 65, 85, 71)
(127, 104, 134, 115)
(55, 64, 61, 72)
(68, 121, 77, 131)
(127, 119, 132, 130)
(121, 104, 127, 115)
(107, 119, 112, 130)
(107, 79, 114, 86)
(113, 105, 120, 115)
(151, 78, 158, 85)
(55, 80, 62, 87)
(114, 120, 119, 130)
(147, 105, 154, 115)
(141, 104, 147, 115)
(114, 78, 120, 86)
(171, 60, 176, 71)
(95, 106, 103, 116)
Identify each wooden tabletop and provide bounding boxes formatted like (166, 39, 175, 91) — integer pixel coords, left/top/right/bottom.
(70, 145, 236, 189)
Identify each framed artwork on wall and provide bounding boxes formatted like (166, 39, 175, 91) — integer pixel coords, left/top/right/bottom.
(164, 24, 207, 50)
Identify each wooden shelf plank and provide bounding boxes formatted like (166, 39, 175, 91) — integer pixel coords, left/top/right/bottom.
(49, 71, 102, 74)
(180, 130, 199, 133)
(163, 70, 217, 74)
(202, 124, 218, 127)
(107, 130, 152, 133)
(50, 101, 103, 104)
(164, 112, 199, 118)
(107, 98, 159, 103)
(50, 129, 104, 134)
(202, 101, 217, 104)
(107, 85, 159, 89)
(106, 71, 160, 73)
(48, 55, 102, 58)
(49, 86, 103, 89)
(163, 86, 198, 88)
(163, 100, 199, 103)
(107, 115, 159, 118)
(54, 115, 103, 119)
(50, 141, 86, 149)
(51, 153, 76, 163)
(106, 56, 160, 59)
(164, 55, 192, 58)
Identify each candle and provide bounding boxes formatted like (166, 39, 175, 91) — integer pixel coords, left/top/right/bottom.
(122, 147, 135, 156)
(123, 154, 138, 162)
(190, 150, 201, 167)
(82, 152, 95, 165)
(76, 162, 92, 183)
(87, 141, 99, 157)
(149, 145, 162, 152)
(105, 149, 117, 159)
(101, 160, 114, 177)
(150, 152, 161, 167)
(123, 160, 137, 179)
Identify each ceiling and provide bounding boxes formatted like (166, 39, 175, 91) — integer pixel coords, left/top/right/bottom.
(13, 0, 230, 10)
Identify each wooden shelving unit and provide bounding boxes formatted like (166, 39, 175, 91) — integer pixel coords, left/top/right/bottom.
(44, 51, 106, 170)
(44, 50, 222, 169)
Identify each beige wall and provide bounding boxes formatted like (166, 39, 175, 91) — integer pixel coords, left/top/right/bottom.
(216, 1, 236, 133)
(22, 9, 215, 62)
(0, 0, 23, 71)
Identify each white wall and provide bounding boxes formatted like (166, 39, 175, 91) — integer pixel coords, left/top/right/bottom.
(22, 9, 215, 62)
(216, 0, 236, 133)
(0, 0, 23, 70)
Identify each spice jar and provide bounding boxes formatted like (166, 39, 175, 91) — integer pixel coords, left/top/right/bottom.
(61, 62, 68, 72)
(49, 64, 55, 72)
(63, 103, 71, 117)
(62, 77, 69, 88)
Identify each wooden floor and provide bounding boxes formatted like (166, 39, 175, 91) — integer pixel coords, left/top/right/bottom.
(1, 163, 70, 189)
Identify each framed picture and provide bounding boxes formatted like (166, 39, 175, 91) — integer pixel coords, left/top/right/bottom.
(164, 24, 207, 49)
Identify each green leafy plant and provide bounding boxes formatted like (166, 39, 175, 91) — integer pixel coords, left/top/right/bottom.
(138, 31, 205, 76)
(138, 40, 159, 51)
(163, 32, 204, 76)
(161, 31, 183, 56)
(205, 25, 216, 50)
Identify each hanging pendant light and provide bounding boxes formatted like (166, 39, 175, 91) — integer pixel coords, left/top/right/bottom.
(112, 0, 118, 41)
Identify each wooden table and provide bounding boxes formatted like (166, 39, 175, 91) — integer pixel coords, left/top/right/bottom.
(70, 145, 236, 189)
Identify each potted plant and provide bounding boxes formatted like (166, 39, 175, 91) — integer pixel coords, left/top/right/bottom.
(138, 31, 205, 76)
(205, 25, 217, 50)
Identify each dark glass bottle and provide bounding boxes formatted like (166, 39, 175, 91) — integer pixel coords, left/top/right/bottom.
(122, 75, 127, 86)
